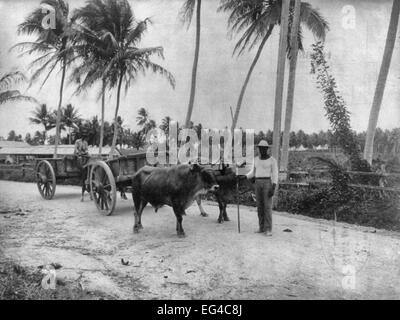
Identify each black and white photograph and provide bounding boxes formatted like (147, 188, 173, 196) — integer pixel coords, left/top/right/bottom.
(0, 0, 399, 303)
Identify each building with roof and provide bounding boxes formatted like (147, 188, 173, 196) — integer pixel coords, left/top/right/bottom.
(0, 141, 30, 148)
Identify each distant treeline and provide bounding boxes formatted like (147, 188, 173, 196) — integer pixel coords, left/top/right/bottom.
(252, 128, 399, 157)
(1, 104, 399, 158)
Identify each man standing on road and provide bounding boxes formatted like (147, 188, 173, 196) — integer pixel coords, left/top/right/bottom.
(246, 140, 278, 236)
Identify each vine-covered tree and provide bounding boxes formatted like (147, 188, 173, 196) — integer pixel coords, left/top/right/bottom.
(310, 41, 370, 172)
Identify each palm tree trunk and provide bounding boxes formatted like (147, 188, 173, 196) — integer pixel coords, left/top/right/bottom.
(364, 0, 400, 164)
(184, 0, 201, 128)
(272, 0, 290, 164)
(281, 0, 301, 175)
(99, 80, 106, 155)
(53, 58, 67, 158)
(230, 26, 274, 131)
(110, 73, 124, 158)
(68, 126, 72, 144)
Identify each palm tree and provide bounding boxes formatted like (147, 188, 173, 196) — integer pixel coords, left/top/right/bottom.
(180, 0, 202, 127)
(72, 0, 175, 157)
(33, 130, 46, 145)
(0, 71, 36, 105)
(69, 8, 118, 154)
(13, 0, 75, 157)
(136, 107, 150, 127)
(219, 0, 328, 131)
(29, 103, 56, 143)
(130, 131, 146, 150)
(62, 103, 81, 144)
(281, 0, 301, 173)
(114, 116, 125, 147)
(7, 130, 20, 141)
(160, 116, 172, 135)
(388, 128, 400, 157)
(137, 107, 157, 135)
(72, 116, 101, 146)
(272, 0, 290, 165)
(364, 0, 400, 164)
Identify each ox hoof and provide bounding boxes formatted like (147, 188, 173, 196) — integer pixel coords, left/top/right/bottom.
(224, 217, 230, 222)
(80, 198, 84, 202)
(133, 227, 140, 233)
(177, 232, 186, 238)
(200, 212, 208, 217)
(217, 219, 223, 224)
(138, 224, 144, 230)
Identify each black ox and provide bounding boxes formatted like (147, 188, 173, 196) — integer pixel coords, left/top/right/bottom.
(131, 164, 219, 237)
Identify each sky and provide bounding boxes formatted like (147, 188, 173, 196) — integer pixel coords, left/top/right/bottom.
(0, 0, 399, 139)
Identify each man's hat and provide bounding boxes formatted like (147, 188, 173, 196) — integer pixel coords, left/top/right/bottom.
(257, 140, 271, 148)
(80, 128, 90, 138)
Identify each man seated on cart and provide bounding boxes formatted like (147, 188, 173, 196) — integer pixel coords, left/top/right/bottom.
(74, 131, 89, 168)
(74, 131, 92, 201)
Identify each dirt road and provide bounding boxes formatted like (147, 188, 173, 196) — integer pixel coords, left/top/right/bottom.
(1, 180, 400, 299)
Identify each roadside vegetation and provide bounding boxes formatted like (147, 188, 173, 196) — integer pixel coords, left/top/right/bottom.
(0, 260, 111, 300)
(275, 43, 400, 231)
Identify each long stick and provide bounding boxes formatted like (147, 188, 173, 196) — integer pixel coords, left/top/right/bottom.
(236, 167, 240, 233)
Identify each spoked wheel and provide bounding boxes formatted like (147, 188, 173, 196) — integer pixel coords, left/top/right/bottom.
(90, 161, 116, 216)
(36, 160, 56, 200)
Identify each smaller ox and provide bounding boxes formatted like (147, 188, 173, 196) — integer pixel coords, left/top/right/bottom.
(196, 165, 253, 223)
(131, 164, 219, 237)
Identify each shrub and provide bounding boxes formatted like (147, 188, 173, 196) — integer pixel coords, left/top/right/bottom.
(277, 184, 400, 231)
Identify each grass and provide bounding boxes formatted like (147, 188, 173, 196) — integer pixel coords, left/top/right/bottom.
(0, 261, 111, 300)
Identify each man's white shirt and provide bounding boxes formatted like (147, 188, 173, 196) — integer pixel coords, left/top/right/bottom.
(246, 156, 278, 184)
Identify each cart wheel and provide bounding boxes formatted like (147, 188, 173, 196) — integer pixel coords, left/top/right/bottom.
(36, 160, 56, 200)
(90, 161, 116, 216)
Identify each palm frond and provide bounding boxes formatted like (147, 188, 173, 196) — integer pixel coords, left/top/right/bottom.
(220, 0, 328, 56)
(300, 2, 329, 41)
(139, 60, 176, 89)
(0, 90, 37, 105)
(0, 72, 27, 90)
(10, 41, 55, 56)
(126, 46, 164, 59)
(28, 54, 61, 89)
(179, 0, 196, 28)
(126, 18, 151, 46)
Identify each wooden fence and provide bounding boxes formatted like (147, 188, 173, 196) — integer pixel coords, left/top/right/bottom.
(281, 169, 400, 193)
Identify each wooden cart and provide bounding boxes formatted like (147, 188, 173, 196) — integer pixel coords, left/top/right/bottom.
(35, 152, 148, 216)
